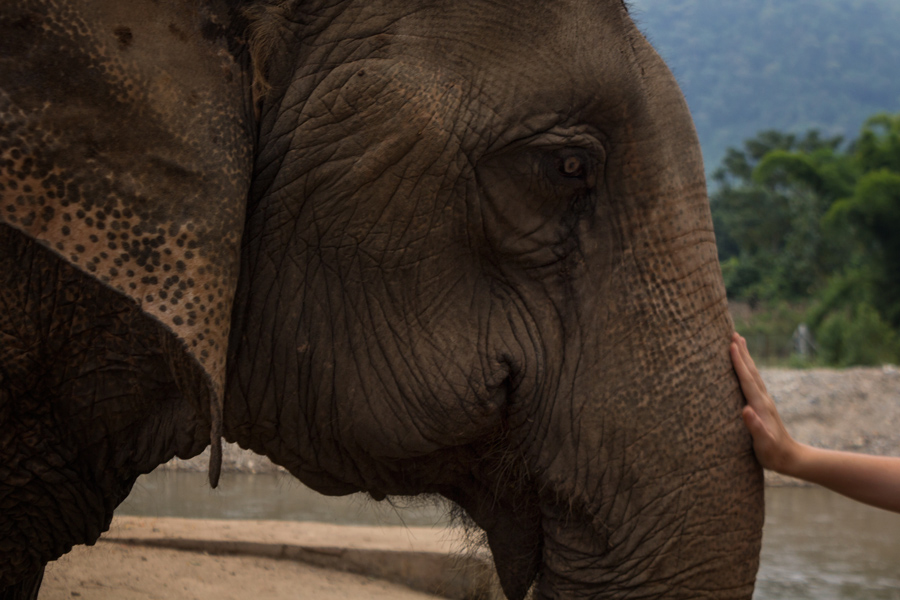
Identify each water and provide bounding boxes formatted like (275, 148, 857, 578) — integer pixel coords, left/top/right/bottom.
(117, 470, 449, 527)
(756, 487, 900, 600)
(117, 472, 900, 599)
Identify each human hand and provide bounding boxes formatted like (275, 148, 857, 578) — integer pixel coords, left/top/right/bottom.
(730, 332, 799, 474)
(732, 332, 900, 511)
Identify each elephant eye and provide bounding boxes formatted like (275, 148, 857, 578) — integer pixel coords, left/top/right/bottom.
(561, 155, 583, 177)
(549, 149, 592, 184)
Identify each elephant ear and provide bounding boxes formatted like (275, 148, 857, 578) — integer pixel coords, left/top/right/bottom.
(0, 0, 253, 483)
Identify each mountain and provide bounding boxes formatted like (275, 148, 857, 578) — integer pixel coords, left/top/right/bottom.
(629, 0, 900, 174)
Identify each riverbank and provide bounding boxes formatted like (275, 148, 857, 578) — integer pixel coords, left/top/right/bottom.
(165, 366, 900, 486)
(40, 539, 446, 600)
(42, 487, 900, 600)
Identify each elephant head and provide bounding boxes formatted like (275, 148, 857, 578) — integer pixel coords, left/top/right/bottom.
(1, 0, 763, 598)
(225, 0, 764, 598)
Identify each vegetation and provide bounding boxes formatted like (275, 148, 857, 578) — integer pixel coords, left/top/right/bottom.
(710, 114, 900, 366)
(625, 1, 900, 364)
(630, 0, 900, 173)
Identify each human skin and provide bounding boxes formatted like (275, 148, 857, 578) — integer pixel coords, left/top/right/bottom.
(2, 1, 764, 598)
(733, 332, 900, 513)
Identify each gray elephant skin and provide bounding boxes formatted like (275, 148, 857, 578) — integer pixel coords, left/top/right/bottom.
(0, 1, 764, 598)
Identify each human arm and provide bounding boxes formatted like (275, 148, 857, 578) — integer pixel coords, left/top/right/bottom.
(731, 332, 900, 513)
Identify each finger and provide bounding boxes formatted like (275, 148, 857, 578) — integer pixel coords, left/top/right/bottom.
(731, 341, 763, 405)
(733, 345, 771, 416)
(730, 341, 749, 382)
(739, 335, 768, 394)
(740, 405, 756, 431)
(742, 405, 771, 442)
(731, 338, 754, 382)
(738, 335, 755, 370)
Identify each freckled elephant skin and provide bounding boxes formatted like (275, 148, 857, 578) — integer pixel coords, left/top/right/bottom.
(0, 0, 252, 594)
(2, 0, 763, 598)
(0, 0, 251, 389)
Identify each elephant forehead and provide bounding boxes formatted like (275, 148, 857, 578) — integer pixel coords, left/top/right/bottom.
(384, 0, 640, 127)
(279, 0, 641, 154)
(0, 0, 252, 393)
(298, 60, 470, 157)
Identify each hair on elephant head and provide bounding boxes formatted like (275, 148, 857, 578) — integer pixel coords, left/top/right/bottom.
(1, 1, 764, 599)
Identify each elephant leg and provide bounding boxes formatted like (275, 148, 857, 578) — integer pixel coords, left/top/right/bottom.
(0, 568, 44, 600)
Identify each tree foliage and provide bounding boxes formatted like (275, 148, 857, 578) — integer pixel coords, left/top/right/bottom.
(711, 114, 900, 365)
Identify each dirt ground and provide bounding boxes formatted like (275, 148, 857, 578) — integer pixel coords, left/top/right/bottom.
(37, 517, 493, 600)
(40, 542, 444, 600)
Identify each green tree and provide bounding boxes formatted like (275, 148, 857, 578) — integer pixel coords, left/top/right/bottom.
(824, 114, 900, 326)
(711, 113, 900, 365)
(711, 130, 845, 303)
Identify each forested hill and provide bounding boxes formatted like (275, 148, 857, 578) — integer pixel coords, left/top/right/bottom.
(629, 0, 900, 174)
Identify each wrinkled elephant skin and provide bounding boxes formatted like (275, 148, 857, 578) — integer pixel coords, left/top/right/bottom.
(226, 1, 764, 598)
(1, 1, 764, 599)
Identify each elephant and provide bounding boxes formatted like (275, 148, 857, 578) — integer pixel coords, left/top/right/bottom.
(0, 0, 765, 598)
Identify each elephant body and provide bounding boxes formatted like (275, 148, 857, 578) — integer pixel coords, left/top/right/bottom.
(1, 1, 250, 595)
(1, 1, 764, 598)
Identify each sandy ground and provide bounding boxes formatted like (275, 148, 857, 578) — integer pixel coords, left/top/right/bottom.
(37, 517, 498, 600)
(41, 542, 444, 600)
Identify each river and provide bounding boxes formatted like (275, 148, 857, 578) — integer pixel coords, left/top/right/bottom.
(117, 471, 900, 599)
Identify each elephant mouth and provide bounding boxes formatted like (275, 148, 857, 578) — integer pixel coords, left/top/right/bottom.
(439, 448, 545, 600)
(484, 503, 544, 600)
(451, 378, 549, 598)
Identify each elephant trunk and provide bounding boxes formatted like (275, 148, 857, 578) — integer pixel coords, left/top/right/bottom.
(535, 349, 764, 598)
(524, 183, 764, 597)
